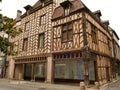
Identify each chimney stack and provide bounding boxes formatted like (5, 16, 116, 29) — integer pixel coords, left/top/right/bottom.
(15, 10, 22, 22)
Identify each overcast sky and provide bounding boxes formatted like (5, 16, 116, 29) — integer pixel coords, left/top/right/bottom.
(0, 0, 120, 44)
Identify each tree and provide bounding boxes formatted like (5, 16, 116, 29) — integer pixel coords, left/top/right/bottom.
(0, 14, 22, 55)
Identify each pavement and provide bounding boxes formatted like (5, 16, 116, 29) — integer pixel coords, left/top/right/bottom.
(0, 79, 98, 90)
(2, 78, 120, 90)
(100, 79, 120, 90)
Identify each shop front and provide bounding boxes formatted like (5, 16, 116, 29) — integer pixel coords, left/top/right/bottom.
(14, 56, 47, 82)
(53, 52, 96, 83)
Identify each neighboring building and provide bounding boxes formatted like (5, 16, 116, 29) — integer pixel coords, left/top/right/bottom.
(7, 0, 67, 83)
(7, 0, 120, 85)
(108, 27, 120, 77)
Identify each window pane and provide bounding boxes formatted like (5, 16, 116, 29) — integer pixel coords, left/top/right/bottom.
(68, 23, 72, 30)
(24, 64, 32, 78)
(34, 63, 46, 78)
(55, 60, 84, 80)
(63, 25, 67, 31)
(68, 30, 73, 40)
(38, 33, 45, 48)
(92, 31, 97, 43)
(25, 21, 30, 31)
(89, 61, 95, 80)
(62, 31, 67, 41)
(65, 8, 70, 16)
(23, 38, 28, 51)
(40, 15, 46, 25)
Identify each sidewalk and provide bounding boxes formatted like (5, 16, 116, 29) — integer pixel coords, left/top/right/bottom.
(0, 79, 98, 90)
(100, 79, 120, 90)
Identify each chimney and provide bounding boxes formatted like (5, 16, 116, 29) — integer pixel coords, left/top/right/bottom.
(15, 10, 22, 22)
(93, 10, 102, 22)
(24, 5, 32, 15)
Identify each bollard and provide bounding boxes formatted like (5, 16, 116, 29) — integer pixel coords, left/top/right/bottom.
(80, 82, 86, 90)
(94, 82, 100, 89)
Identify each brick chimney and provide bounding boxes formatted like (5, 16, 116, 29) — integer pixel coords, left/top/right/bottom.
(15, 10, 22, 22)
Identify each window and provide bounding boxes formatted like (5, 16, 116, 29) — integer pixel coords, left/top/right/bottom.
(91, 25, 97, 43)
(41, 0, 45, 7)
(25, 21, 30, 31)
(62, 23, 73, 42)
(64, 8, 70, 16)
(108, 38, 111, 50)
(39, 14, 46, 25)
(55, 60, 84, 80)
(22, 38, 28, 51)
(38, 33, 45, 48)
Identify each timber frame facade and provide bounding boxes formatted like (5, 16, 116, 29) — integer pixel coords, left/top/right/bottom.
(6, 0, 120, 84)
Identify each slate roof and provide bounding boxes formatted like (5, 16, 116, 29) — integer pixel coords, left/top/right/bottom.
(52, 0, 85, 20)
(21, 0, 53, 18)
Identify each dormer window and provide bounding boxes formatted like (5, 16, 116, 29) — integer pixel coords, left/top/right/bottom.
(24, 5, 32, 15)
(65, 7, 70, 16)
(40, 0, 45, 7)
(60, 0, 72, 16)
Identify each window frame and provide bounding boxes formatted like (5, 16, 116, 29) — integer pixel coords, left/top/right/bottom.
(22, 38, 28, 51)
(38, 33, 45, 48)
(64, 7, 70, 16)
(39, 14, 46, 26)
(25, 21, 30, 31)
(91, 25, 97, 44)
(62, 23, 73, 42)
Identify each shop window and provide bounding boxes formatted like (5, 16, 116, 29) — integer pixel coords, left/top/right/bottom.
(55, 60, 84, 80)
(89, 61, 95, 80)
(22, 38, 28, 51)
(34, 63, 46, 78)
(24, 64, 32, 78)
(38, 33, 45, 48)
(62, 23, 73, 42)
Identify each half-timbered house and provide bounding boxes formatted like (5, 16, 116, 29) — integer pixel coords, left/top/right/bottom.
(7, 0, 120, 84)
(52, 0, 120, 84)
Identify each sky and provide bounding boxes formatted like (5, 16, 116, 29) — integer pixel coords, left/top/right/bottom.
(0, 0, 120, 44)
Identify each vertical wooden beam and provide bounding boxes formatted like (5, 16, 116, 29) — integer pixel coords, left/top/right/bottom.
(82, 11, 89, 85)
(82, 12, 88, 46)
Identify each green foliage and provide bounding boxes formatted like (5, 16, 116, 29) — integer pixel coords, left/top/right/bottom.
(0, 15, 22, 55)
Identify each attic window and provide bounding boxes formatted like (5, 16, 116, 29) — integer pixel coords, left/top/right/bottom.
(40, 0, 45, 6)
(65, 7, 70, 16)
(60, 0, 72, 16)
